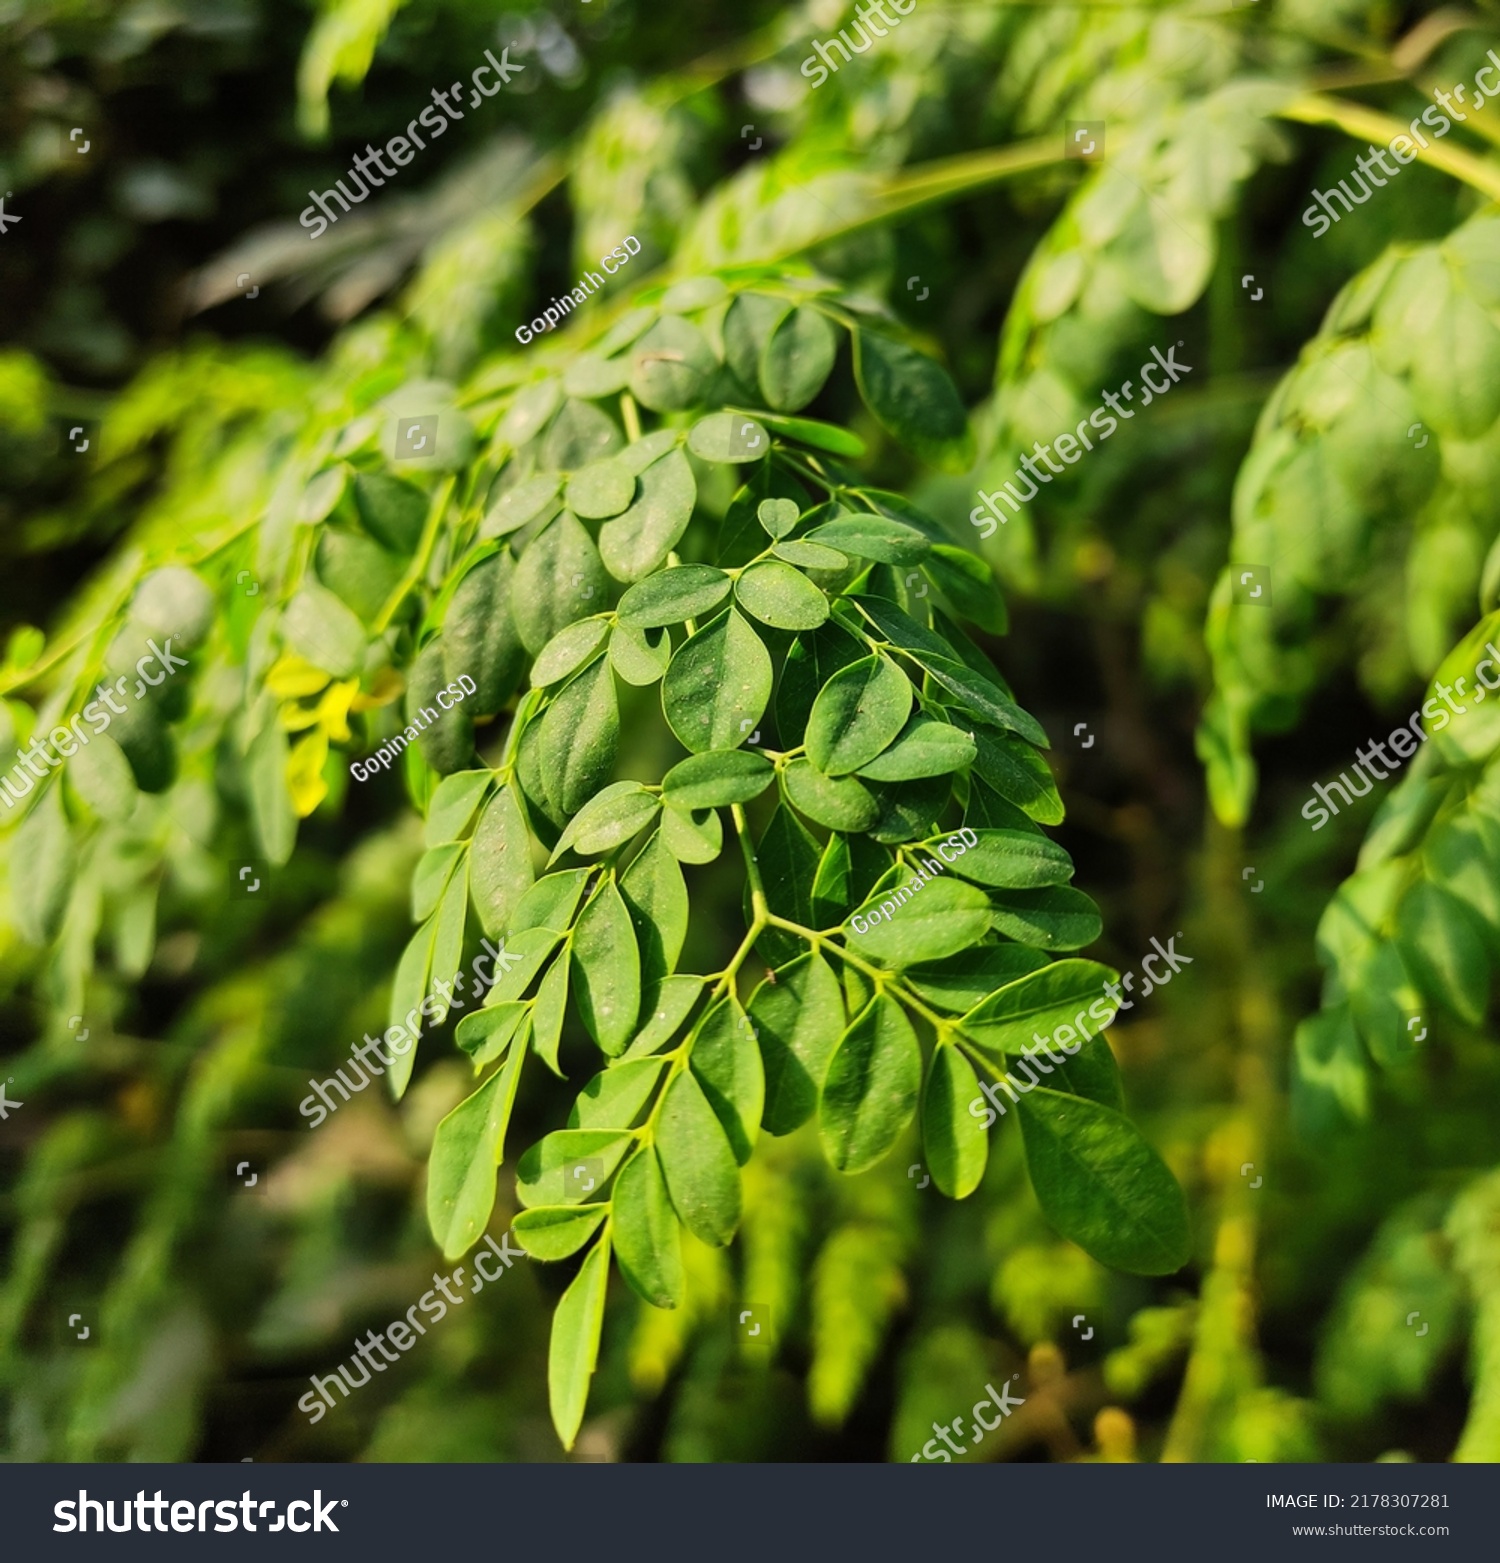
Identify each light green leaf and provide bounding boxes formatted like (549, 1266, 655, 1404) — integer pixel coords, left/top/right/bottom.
(67, 732, 138, 823)
(628, 315, 716, 412)
(752, 409, 866, 457)
(805, 653, 912, 776)
(805, 513, 928, 564)
(820, 992, 922, 1173)
(624, 974, 705, 1058)
(281, 582, 365, 678)
(857, 715, 976, 782)
(609, 622, 672, 686)
(687, 412, 770, 463)
(426, 1048, 525, 1260)
(530, 954, 570, 1075)
(782, 757, 879, 832)
(936, 828, 1073, 889)
(989, 887, 1102, 950)
(538, 657, 619, 816)
(386, 918, 435, 1099)
(599, 449, 698, 582)
(572, 877, 641, 1054)
(656, 1069, 742, 1246)
(424, 770, 492, 847)
(517, 1129, 633, 1207)
(662, 608, 772, 754)
(247, 718, 296, 866)
(548, 1234, 610, 1450)
(619, 827, 688, 985)
(774, 538, 847, 570)
(566, 458, 636, 520)
(748, 951, 845, 1135)
(612, 1149, 683, 1309)
(531, 618, 610, 688)
(428, 863, 469, 1026)
(660, 801, 724, 863)
(662, 748, 774, 809)
(691, 998, 765, 1164)
(455, 1000, 528, 1068)
(761, 305, 839, 411)
(549, 781, 660, 862)
(513, 1204, 608, 1261)
(568, 1057, 668, 1130)
(469, 783, 535, 939)
(617, 564, 732, 629)
(482, 474, 560, 540)
(735, 559, 829, 631)
(10, 783, 74, 944)
(412, 841, 462, 923)
(922, 1045, 989, 1199)
(845, 874, 993, 965)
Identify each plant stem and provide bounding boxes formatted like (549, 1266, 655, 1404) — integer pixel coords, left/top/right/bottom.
(374, 475, 457, 635)
(1277, 91, 1500, 201)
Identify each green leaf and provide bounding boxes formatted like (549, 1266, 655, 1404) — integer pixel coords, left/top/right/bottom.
(776, 620, 866, 745)
(820, 992, 923, 1173)
(408, 642, 474, 776)
(925, 545, 1007, 634)
(662, 608, 772, 754)
(691, 998, 765, 1164)
(530, 955, 570, 1075)
(609, 622, 672, 686)
(629, 315, 716, 412)
(67, 731, 139, 823)
(925, 655, 1048, 747)
(866, 773, 953, 845)
(510, 511, 609, 654)
(625, 974, 705, 1058)
(760, 305, 839, 411)
(775, 539, 848, 570)
(687, 412, 770, 463)
(538, 657, 619, 816)
(656, 1069, 742, 1246)
(443, 551, 525, 717)
(425, 770, 492, 847)
(531, 618, 610, 688)
(563, 352, 632, 401)
(612, 1149, 684, 1308)
(412, 841, 462, 922)
(455, 1001, 528, 1068)
(617, 565, 731, 628)
(905, 945, 1049, 1012)
(724, 291, 791, 387)
(970, 727, 1064, 824)
(498, 379, 562, 450)
(428, 863, 469, 1026)
(751, 409, 866, 458)
(469, 783, 535, 939)
(548, 1234, 610, 1450)
(922, 1045, 989, 1198)
(757, 497, 800, 539)
(782, 757, 880, 832)
(756, 804, 822, 959)
(735, 560, 829, 631)
(549, 781, 660, 862)
(805, 513, 929, 564)
(517, 1129, 633, 1207)
(247, 717, 295, 866)
(599, 448, 698, 582)
(748, 951, 845, 1135)
(386, 919, 435, 1099)
(660, 801, 724, 863)
(566, 458, 636, 520)
(486, 925, 564, 1004)
(810, 830, 890, 928)
(513, 1204, 608, 1261)
(662, 748, 774, 809)
(959, 960, 1118, 1053)
(10, 783, 74, 944)
(853, 329, 971, 467)
(845, 874, 993, 965)
(572, 877, 641, 1054)
(353, 471, 426, 552)
(1016, 1088, 1190, 1276)
(539, 397, 622, 471)
(857, 715, 976, 782)
(568, 1057, 668, 1130)
(282, 581, 365, 678)
(512, 867, 592, 934)
(989, 887, 1102, 950)
(1396, 880, 1490, 1026)
(805, 653, 912, 776)
(619, 827, 688, 985)
(482, 474, 560, 540)
(936, 828, 1073, 889)
(426, 1050, 525, 1260)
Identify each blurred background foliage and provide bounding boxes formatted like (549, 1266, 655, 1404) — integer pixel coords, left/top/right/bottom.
(4, 0, 1500, 1463)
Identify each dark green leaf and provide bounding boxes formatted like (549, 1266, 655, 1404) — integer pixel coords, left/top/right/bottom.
(853, 329, 971, 467)
(937, 828, 1073, 889)
(906, 945, 1049, 1012)
(443, 551, 525, 716)
(617, 564, 731, 629)
(1017, 1088, 1190, 1275)
(612, 1149, 683, 1309)
(662, 748, 774, 809)
(748, 951, 845, 1135)
(782, 757, 880, 832)
(599, 448, 697, 582)
(806, 513, 929, 564)
(511, 511, 609, 654)
(922, 1045, 989, 1198)
(857, 714, 976, 781)
(805, 653, 912, 776)
(760, 305, 839, 411)
(629, 316, 717, 412)
(620, 827, 688, 985)
(572, 877, 641, 1054)
(656, 1069, 742, 1246)
(690, 998, 765, 1164)
(845, 874, 993, 965)
(538, 657, 619, 816)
